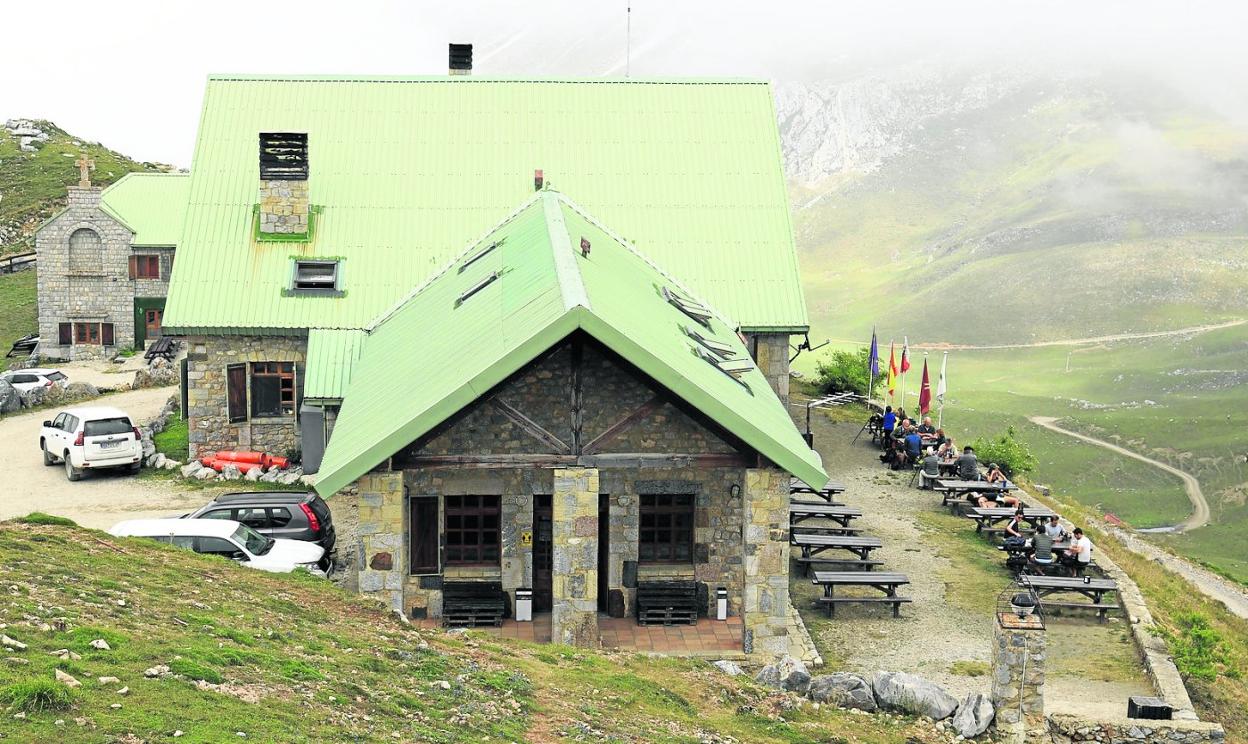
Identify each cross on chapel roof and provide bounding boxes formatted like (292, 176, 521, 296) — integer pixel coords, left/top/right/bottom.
(75, 152, 95, 187)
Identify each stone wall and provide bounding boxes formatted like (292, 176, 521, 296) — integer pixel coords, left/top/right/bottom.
(35, 186, 147, 359)
(1047, 714, 1224, 744)
(741, 467, 791, 658)
(551, 468, 600, 646)
(184, 334, 306, 459)
(259, 179, 309, 234)
(355, 472, 405, 615)
(744, 332, 791, 405)
(991, 621, 1046, 742)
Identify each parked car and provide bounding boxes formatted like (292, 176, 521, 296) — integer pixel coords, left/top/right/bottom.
(40, 406, 142, 481)
(2, 367, 67, 393)
(108, 518, 325, 574)
(184, 491, 336, 556)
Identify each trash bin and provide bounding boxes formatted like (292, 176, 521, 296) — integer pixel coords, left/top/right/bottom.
(716, 587, 728, 621)
(515, 588, 533, 622)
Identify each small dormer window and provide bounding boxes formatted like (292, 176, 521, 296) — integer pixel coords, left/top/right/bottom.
(292, 260, 339, 291)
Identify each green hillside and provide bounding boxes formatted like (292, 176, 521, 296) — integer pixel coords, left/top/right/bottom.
(0, 518, 930, 743)
(0, 119, 170, 255)
(0, 269, 36, 355)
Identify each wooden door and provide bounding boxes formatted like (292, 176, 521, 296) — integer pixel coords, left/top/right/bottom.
(533, 495, 553, 613)
(145, 309, 163, 338)
(597, 494, 610, 612)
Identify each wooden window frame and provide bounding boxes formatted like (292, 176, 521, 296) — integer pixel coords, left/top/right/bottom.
(409, 497, 440, 575)
(249, 361, 295, 418)
(638, 493, 695, 564)
(443, 495, 501, 567)
(129, 255, 161, 280)
(70, 322, 114, 346)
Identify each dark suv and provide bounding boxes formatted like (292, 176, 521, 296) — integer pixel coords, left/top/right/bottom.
(185, 492, 336, 558)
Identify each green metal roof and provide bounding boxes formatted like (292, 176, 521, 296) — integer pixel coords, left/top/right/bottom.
(313, 190, 825, 497)
(99, 173, 189, 247)
(303, 329, 365, 401)
(163, 75, 807, 335)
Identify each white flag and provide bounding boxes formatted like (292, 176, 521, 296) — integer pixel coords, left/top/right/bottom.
(936, 352, 948, 400)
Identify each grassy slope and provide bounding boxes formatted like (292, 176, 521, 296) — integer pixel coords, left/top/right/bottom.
(0, 120, 168, 255)
(0, 520, 937, 744)
(0, 269, 36, 355)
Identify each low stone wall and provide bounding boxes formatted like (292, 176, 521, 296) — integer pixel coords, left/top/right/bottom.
(1048, 714, 1224, 744)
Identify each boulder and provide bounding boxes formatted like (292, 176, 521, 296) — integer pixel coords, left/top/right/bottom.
(142, 440, 156, 458)
(807, 672, 877, 711)
(244, 466, 262, 481)
(55, 669, 81, 688)
(18, 385, 47, 409)
(951, 693, 994, 738)
(712, 660, 744, 676)
(221, 464, 242, 480)
(180, 462, 203, 479)
(194, 467, 218, 480)
(754, 656, 811, 694)
(278, 469, 303, 485)
(64, 381, 99, 400)
(152, 453, 166, 469)
(163, 459, 181, 470)
(259, 468, 281, 483)
(0, 380, 20, 415)
(870, 671, 959, 720)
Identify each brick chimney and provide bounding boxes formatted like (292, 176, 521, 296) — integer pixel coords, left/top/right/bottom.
(449, 43, 472, 75)
(258, 132, 309, 235)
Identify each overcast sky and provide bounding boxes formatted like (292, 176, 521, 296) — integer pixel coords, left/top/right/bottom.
(1, 0, 1244, 166)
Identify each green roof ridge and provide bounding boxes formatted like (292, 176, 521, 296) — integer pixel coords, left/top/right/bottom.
(542, 191, 590, 312)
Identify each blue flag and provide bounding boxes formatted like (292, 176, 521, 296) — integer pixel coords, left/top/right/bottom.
(869, 328, 879, 376)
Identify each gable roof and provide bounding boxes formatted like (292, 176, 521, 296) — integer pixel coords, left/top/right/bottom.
(312, 190, 826, 497)
(162, 75, 807, 335)
(99, 173, 189, 247)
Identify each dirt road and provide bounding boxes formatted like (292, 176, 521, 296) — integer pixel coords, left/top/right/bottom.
(0, 386, 205, 529)
(1028, 415, 1209, 532)
(906, 319, 1246, 351)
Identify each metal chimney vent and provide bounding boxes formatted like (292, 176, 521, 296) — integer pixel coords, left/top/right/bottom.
(449, 43, 473, 75)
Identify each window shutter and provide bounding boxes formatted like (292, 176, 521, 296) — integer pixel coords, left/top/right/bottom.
(101, 323, 115, 346)
(295, 362, 305, 416)
(226, 364, 247, 423)
(409, 498, 439, 574)
(128, 256, 137, 280)
(58, 323, 72, 345)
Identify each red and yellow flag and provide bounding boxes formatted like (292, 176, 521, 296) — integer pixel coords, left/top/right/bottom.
(887, 342, 898, 398)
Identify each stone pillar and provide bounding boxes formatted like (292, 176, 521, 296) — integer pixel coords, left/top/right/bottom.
(742, 467, 790, 658)
(745, 333, 791, 405)
(551, 468, 599, 647)
(259, 179, 310, 234)
(355, 472, 405, 616)
(991, 615, 1047, 744)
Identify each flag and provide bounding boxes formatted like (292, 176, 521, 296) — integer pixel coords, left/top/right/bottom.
(887, 342, 898, 397)
(869, 328, 879, 376)
(936, 353, 947, 401)
(900, 337, 911, 373)
(918, 358, 932, 414)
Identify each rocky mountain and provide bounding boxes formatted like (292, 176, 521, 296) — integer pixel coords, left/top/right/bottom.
(778, 66, 1248, 344)
(0, 119, 172, 254)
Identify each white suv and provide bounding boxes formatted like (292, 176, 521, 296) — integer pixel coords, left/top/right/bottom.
(40, 406, 143, 481)
(109, 519, 326, 574)
(2, 368, 67, 393)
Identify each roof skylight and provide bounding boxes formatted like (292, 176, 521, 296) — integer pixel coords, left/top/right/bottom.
(459, 237, 506, 273)
(683, 325, 736, 358)
(662, 286, 713, 326)
(455, 271, 499, 307)
(693, 346, 753, 392)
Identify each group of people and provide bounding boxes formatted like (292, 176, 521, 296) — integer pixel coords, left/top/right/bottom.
(877, 405, 950, 471)
(1004, 512, 1094, 575)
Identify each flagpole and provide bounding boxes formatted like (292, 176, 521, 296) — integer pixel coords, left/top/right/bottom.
(937, 351, 948, 429)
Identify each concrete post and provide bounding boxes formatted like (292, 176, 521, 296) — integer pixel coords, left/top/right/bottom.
(551, 467, 599, 647)
(992, 614, 1047, 744)
(355, 472, 406, 616)
(742, 467, 790, 658)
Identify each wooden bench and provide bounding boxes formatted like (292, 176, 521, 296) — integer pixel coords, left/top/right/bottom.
(144, 336, 178, 362)
(636, 580, 699, 626)
(1019, 576, 1120, 621)
(442, 581, 507, 627)
(789, 502, 861, 527)
(793, 556, 883, 576)
(811, 571, 912, 618)
(968, 507, 1056, 533)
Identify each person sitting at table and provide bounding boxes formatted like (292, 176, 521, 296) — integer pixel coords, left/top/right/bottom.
(896, 407, 909, 424)
(881, 406, 896, 439)
(1029, 531, 1056, 574)
(919, 447, 941, 488)
(1063, 527, 1094, 576)
(917, 416, 936, 436)
(932, 428, 949, 448)
(1043, 515, 1066, 541)
(956, 445, 980, 480)
(902, 428, 923, 467)
(1004, 506, 1027, 539)
(985, 463, 1007, 485)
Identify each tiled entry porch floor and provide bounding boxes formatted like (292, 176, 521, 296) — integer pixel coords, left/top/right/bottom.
(416, 613, 745, 656)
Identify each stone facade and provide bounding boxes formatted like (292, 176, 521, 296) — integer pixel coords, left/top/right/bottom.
(551, 468, 600, 646)
(741, 467, 792, 657)
(744, 332, 791, 405)
(355, 471, 405, 615)
(992, 619, 1047, 743)
(1047, 715, 1224, 744)
(259, 179, 310, 234)
(35, 187, 172, 359)
(184, 334, 306, 459)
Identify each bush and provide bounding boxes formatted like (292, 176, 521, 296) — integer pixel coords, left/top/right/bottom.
(814, 347, 871, 396)
(15, 512, 77, 527)
(0, 679, 74, 713)
(1158, 612, 1232, 681)
(970, 426, 1038, 476)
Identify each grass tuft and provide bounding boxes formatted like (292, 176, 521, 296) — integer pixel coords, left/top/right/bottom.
(14, 513, 78, 527)
(0, 678, 74, 713)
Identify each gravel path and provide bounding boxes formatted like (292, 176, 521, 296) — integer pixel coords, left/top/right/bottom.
(0, 385, 204, 529)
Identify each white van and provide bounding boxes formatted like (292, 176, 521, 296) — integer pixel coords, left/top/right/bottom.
(108, 518, 325, 574)
(40, 406, 143, 481)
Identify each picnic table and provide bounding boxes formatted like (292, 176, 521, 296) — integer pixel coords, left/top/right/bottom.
(1019, 575, 1120, 620)
(789, 502, 862, 527)
(968, 507, 1055, 533)
(811, 571, 912, 618)
(933, 478, 1016, 506)
(791, 478, 846, 503)
(791, 533, 884, 575)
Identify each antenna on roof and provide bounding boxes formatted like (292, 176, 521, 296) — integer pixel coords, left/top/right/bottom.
(626, 4, 631, 77)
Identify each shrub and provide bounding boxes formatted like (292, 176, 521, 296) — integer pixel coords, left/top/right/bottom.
(0, 679, 74, 713)
(169, 658, 224, 684)
(814, 347, 871, 396)
(970, 426, 1037, 476)
(1158, 612, 1231, 681)
(15, 512, 77, 527)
